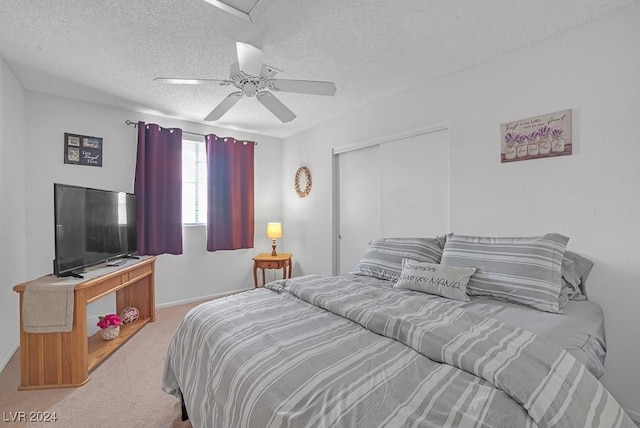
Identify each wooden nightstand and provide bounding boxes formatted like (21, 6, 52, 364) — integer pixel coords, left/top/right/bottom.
(252, 253, 292, 288)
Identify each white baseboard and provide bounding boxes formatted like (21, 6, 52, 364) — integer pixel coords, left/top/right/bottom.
(156, 288, 252, 309)
(85, 289, 251, 334)
(0, 342, 19, 374)
(89, 289, 255, 336)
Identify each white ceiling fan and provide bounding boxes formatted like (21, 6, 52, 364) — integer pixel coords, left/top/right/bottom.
(154, 42, 337, 123)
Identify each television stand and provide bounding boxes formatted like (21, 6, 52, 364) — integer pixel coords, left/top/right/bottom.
(13, 256, 156, 390)
(123, 254, 140, 259)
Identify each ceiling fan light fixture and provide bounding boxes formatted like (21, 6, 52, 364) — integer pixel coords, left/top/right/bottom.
(243, 82, 257, 97)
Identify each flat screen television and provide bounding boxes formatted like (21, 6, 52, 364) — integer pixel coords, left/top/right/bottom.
(53, 183, 137, 277)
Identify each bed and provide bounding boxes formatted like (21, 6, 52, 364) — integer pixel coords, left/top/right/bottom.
(162, 235, 634, 427)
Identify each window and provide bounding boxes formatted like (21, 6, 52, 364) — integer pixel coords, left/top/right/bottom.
(117, 192, 128, 225)
(182, 139, 207, 224)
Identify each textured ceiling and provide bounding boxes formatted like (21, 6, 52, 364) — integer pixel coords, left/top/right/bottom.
(0, 0, 636, 139)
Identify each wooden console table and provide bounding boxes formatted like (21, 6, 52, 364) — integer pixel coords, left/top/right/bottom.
(12, 256, 156, 390)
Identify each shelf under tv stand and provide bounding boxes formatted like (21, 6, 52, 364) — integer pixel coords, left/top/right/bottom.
(12, 256, 156, 390)
(87, 317, 151, 372)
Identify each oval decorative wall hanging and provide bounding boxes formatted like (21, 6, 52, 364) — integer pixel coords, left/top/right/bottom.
(294, 166, 312, 198)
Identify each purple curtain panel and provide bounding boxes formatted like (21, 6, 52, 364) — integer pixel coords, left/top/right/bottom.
(205, 134, 255, 251)
(134, 122, 183, 255)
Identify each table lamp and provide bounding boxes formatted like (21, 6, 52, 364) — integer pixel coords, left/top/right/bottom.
(266, 222, 282, 256)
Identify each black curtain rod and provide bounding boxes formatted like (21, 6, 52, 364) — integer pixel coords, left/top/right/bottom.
(124, 120, 258, 145)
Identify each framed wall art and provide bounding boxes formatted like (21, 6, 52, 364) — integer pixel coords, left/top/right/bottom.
(500, 109, 572, 163)
(64, 132, 103, 167)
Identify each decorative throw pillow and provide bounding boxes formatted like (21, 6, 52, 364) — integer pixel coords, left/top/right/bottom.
(394, 259, 476, 301)
(355, 237, 443, 282)
(440, 233, 569, 313)
(557, 287, 570, 309)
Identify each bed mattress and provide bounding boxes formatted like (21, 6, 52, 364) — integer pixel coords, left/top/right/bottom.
(162, 273, 631, 428)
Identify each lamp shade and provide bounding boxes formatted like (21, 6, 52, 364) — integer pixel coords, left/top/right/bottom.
(266, 222, 282, 239)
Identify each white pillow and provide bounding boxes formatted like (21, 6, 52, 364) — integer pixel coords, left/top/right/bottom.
(394, 258, 476, 301)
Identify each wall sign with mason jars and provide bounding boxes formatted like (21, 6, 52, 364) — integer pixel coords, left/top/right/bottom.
(500, 109, 572, 163)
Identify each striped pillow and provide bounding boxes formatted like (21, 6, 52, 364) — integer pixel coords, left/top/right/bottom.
(355, 238, 443, 282)
(561, 250, 593, 300)
(440, 233, 569, 313)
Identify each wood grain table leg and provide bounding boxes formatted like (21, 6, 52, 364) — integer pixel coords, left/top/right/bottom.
(253, 261, 258, 288)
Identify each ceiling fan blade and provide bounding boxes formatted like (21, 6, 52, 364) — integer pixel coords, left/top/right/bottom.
(154, 77, 231, 85)
(257, 92, 296, 123)
(236, 42, 264, 77)
(204, 92, 243, 121)
(229, 62, 240, 78)
(269, 79, 337, 96)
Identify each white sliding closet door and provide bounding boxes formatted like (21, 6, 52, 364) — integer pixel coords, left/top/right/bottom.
(379, 130, 449, 237)
(337, 128, 449, 274)
(337, 144, 380, 274)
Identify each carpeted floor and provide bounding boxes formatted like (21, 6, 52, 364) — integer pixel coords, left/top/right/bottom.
(0, 301, 207, 428)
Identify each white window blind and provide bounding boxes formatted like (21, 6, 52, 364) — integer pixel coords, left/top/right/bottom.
(117, 192, 128, 225)
(182, 139, 208, 224)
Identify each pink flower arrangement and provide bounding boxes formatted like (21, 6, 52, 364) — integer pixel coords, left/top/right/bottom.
(97, 313, 122, 330)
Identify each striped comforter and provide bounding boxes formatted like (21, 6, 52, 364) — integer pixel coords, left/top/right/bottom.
(162, 274, 633, 428)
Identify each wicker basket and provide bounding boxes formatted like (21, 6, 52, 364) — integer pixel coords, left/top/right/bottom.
(101, 325, 120, 340)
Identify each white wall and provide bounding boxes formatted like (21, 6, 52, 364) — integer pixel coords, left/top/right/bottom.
(282, 3, 640, 419)
(0, 81, 282, 369)
(23, 92, 283, 315)
(0, 58, 26, 370)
